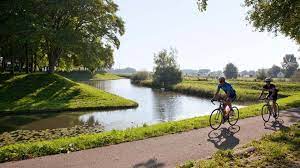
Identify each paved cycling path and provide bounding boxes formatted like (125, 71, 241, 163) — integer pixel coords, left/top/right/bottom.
(1, 108, 300, 168)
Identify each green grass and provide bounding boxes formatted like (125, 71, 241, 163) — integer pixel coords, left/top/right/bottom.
(179, 121, 300, 168)
(0, 73, 137, 114)
(140, 79, 299, 103)
(0, 91, 299, 163)
(58, 71, 122, 81)
(92, 73, 122, 80)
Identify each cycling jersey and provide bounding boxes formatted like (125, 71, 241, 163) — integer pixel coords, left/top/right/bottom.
(218, 82, 236, 98)
(263, 84, 278, 101)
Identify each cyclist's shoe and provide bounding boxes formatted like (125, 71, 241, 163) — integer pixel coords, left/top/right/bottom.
(229, 109, 235, 116)
(223, 115, 229, 123)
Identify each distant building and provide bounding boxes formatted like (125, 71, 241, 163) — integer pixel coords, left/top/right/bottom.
(277, 72, 285, 78)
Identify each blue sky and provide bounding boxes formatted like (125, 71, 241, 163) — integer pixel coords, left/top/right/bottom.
(113, 0, 299, 71)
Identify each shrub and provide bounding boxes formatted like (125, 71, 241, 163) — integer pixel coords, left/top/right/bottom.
(130, 71, 150, 84)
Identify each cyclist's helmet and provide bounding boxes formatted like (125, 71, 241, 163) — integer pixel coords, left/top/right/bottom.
(218, 77, 225, 83)
(264, 77, 272, 83)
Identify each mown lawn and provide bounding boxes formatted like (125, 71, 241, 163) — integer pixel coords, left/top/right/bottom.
(0, 73, 137, 114)
(179, 121, 300, 168)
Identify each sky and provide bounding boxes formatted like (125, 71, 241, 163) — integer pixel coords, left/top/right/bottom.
(113, 0, 299, 72)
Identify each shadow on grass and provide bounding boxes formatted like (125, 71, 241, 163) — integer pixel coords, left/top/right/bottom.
(133, 158, 165, 168)
(207, 125, 240, 150)
(0, 73, 81, 112)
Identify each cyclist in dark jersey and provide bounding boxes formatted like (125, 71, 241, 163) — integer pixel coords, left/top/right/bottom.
(213, 77, 237, 118)
(259, 77, 278, 116)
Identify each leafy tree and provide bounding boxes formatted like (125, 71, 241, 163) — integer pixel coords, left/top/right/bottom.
(256, 69, 268, 80)
(267, 65, 282, 78)
(223, 63, 238, 79)
(282, 54, 299, 78)
(153, 48, 182, 87)
(197, 0, 300, 44)
(0, 0, 124, 74)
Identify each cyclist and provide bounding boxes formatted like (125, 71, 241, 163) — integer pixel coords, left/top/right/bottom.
(213, 77, 237, 119)
(259, 77, 278, 117)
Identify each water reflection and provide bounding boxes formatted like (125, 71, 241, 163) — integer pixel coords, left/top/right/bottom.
(80, 79, 217, 130)
(1, 79, 229, 132)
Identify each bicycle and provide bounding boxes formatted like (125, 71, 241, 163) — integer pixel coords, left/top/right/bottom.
(209, 99, 240, 130)
(259, 98, 279, 122)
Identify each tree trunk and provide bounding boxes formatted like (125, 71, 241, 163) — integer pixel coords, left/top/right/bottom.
(48, 55, 55, 74)
(10, 47, 14, 75)
(25, 43, 29, 73)
(47, 47, 62, 74)
(34, 53, 37, 72)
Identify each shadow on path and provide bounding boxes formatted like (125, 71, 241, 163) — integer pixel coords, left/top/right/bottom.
(132, 158, 165, 168)
(207, 125, 240, 150)
(263, 119, 289, 131)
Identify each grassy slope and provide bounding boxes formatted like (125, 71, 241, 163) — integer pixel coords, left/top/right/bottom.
(0, 73, 137, 113)
(180, 121, 300, 168)
(0, 91, 299, 162)
(58, 71, 122, 81)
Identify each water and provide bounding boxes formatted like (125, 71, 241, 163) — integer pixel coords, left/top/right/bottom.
(79, 79, 217, 130)
(0, 79, 225, 132)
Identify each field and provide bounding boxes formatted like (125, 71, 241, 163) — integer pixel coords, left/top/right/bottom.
(141, 78, 300, 103)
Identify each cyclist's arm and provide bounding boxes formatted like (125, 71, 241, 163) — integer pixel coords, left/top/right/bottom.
(258, 89, 265, 99)
(213, 87, 220, 99)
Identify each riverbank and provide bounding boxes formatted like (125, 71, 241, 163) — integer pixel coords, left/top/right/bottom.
(58, 71, 123, 81)
(0, 125, 104, 147)
(180, 121, 300, 168)
(0, 73, 137, 114)
(0, 92, 299, 163)
(139, 79, 298, 103)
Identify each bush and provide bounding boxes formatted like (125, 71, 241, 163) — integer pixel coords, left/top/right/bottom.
(256, 69, 268, 80)
(291, 70, 300, 82)
(130, 71, 150, 84)
(223, 63, 238, 79)
(153, 48, 182, 87)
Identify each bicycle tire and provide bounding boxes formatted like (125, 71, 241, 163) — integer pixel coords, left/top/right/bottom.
(209, 109, 223, 130)
(274, 103, 280, 119)
(228, 106, 239, 126)
(261, 104, 271, 122)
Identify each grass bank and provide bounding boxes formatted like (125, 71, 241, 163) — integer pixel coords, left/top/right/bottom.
(58, 71, 122, 81)
(0, 91, 299, 163)
(140, 79, 299, 103)
(179, 121, 300, 168)
(0, 73, 137, 114)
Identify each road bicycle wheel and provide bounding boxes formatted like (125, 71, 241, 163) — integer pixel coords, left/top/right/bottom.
(261, 104, 271, 122)
(228, 106, 239, 126)
(209, 109, 223, 130)
(274, 103, 280, 119)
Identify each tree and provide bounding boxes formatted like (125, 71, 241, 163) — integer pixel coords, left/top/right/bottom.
(197, 0, 300, 44)
(244, 0, 300, 44)
(223, 63, 238, 79)
(0, 0, 124, 74)
(256, 69, 268, 80)
(267, 65, 281, 78)
(153, 48, 182, 87)
(282, 54, 299, 78)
